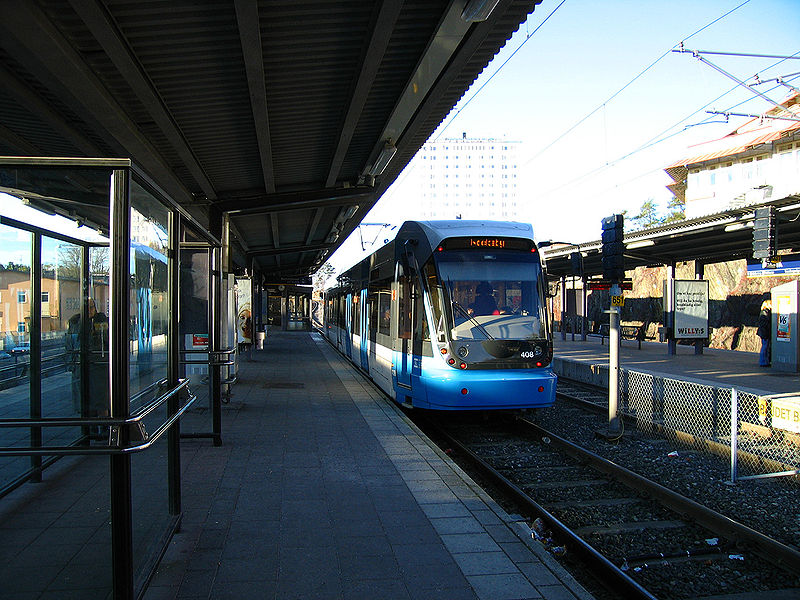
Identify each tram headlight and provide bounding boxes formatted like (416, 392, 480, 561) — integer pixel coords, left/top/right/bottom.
(457, 346, 468, 358)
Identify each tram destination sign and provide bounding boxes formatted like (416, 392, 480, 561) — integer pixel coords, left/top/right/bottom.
(442, 237, 533, 252)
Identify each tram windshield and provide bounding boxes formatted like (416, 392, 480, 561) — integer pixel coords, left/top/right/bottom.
(426, 249, 548, 342)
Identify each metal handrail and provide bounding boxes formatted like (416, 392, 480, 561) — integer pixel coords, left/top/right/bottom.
(0, 377, 178, 428)
(0, 379, 195, 456)
(210, 347, 236, 356)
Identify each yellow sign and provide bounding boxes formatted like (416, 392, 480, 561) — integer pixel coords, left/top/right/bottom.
(771, 396, 800, 434)
(611, 295, 625, 307)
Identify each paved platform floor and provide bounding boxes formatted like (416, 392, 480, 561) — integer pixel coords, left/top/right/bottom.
(144, 332, 592, 600)
(554, 335, 798, 396)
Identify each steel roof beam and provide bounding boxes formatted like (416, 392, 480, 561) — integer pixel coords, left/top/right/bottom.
(215, 187, 372, 215)
(325, 0, 403, 188)
(235, 0, 276, 194)
(270, 213, 280, 249)
(0, 64, 104, 157)
(0, 2, 196, 208)
(68, 0, 217, 201)
(248, 242, 330, 257)
(305, 208, 324, 245)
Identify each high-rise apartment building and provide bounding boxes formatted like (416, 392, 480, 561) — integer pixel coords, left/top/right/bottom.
(415, 134, 521, 220)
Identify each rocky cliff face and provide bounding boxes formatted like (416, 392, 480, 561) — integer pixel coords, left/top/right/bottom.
(554, 259, 794, 352)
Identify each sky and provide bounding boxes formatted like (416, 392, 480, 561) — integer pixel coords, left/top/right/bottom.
(326, 0, 800, 276)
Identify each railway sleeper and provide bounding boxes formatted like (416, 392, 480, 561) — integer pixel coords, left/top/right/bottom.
(622, 548, 726, 570)
(544, 496, 642, 509)
(574, 519, 688, 536)
(523, 478, 609, 490)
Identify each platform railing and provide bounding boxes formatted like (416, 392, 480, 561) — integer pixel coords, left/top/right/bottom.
(178, 347, 236, 444)
(620, 368, 799, 483)
(0, 379, 195, 456)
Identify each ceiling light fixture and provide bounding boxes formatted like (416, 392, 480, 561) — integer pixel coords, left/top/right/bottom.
(625, 239, 655, 250)
(368, 141, 397, 177)
(461, 0, 501, 22)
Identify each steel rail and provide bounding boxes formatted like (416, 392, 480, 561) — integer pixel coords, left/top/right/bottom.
(423, 418, 657, 600)
(514, 416, 800, 574)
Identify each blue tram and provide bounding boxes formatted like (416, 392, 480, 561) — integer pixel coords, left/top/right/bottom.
(323, 220, 556, 411)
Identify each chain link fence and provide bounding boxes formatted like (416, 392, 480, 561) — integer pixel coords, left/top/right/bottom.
(619, 368, 800, 483)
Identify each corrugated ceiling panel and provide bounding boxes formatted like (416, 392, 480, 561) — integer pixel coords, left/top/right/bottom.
(108, 0, 261, 193)
(262, 1, 375, 189)
(339, 0, 448, 179)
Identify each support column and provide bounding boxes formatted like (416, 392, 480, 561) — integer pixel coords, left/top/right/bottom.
(209, 207, 223, 447)
(167, 211, 181, 516)
(109, 168, 133, 600)
(560, 275, 567, 341)
(606, 284, 621, 437)
(581, 275, 588, 341)
(666, 261, 676, 356)
(695, 261, 705, 355)
(30, 232, 42, 482)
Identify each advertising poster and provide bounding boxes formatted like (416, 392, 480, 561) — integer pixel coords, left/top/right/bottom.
(673, 280, 709, 339)
(236, 278, 252, 344)
(776, 293, 792, 342)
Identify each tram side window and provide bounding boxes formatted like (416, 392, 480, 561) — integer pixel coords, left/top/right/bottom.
(338, 296, 346, 329)
(398, 275, 410, 340)
(378, 289, 391, 336)
(352, 293, 360, 335)
(368, 289, 378, 338)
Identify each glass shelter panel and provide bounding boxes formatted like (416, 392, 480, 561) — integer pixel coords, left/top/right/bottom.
(129, 181, 170, 409)
(128, 178, 173, 590)
(0, 165, 114, 593)
(0, 224, 32, 486)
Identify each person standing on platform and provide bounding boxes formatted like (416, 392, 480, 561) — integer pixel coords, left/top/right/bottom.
(757, 293, 772, 367)
(66, 298, 110, 418)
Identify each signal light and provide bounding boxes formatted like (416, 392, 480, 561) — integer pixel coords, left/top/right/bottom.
(753, 206, 776, 261)
(459, 362, 467, 369)
(448, 358, 456, 365)
(440, 347, 448, 355)
(536, 362, 543, 367)
(601, 214, 625, 282)
(538, 386, 544, 393)
(461, 388, 469, 395)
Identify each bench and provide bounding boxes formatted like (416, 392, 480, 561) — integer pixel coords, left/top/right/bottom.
(588, 323, 652, 349)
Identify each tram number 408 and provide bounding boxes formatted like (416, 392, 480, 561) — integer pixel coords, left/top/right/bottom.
(611, 295, 625, 307)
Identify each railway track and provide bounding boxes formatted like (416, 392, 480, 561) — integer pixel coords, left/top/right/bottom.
(419, 408, 800, 600)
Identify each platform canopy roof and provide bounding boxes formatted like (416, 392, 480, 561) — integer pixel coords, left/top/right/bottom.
(541, 196, 800, 279)
(0, 0, 540, 281)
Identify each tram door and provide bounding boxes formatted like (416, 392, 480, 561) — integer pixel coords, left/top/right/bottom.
(395, 270, 413, 395)
(359, 288, 369, 372)
(343, 292, 352, 358)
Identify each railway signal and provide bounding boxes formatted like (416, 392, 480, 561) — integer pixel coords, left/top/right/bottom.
(601, 214, 625, 282)
(570, 251, 583, 277)
(752, 205, 776, 262)
(600, 214, 625, 438)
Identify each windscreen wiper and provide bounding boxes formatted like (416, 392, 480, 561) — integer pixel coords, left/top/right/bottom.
(452, 301, 494, 340)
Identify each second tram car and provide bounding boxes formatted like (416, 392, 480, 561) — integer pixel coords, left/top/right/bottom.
(323, 220, 556, 411)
